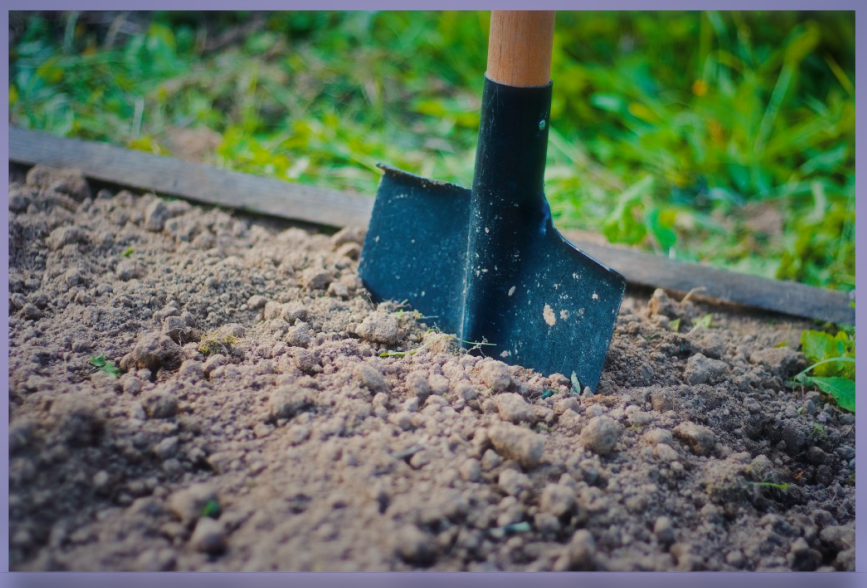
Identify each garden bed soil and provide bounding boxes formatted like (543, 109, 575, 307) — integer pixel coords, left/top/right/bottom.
(7, 166, 856, 572)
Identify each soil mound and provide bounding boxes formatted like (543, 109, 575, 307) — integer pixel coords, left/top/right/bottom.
(8, 166, 855, 571)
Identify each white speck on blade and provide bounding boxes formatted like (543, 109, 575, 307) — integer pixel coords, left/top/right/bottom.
(508, 286, 516, 297)
(592, 293, 599, 300)
(560, 309, 569, 320)
(543, 304, 556, 326)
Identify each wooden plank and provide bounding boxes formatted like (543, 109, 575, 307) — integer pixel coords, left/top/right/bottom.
(9, 127, 374, 229)
(563, 237, 855, 326)
(9, 126, 854, 325)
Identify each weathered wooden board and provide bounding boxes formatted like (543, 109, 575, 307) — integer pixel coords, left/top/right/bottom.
(564, 238, 854, 326)
(9, 126, 855, 325)
(9, 127, 374, 229)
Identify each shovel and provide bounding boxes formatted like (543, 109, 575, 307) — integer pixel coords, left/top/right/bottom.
(358, 11, 625, 391)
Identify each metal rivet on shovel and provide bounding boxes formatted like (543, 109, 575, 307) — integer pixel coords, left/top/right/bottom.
(359, 11, 626, 391)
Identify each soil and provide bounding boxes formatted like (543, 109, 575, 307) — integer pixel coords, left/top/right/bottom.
(7, 165, 856, 572)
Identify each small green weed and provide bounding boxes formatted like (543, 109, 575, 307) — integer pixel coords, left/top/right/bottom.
(792, 327, 855, 412)
(201, 499, 221, 519)
(122, 247, 135, 258)
(809, 423, 828, 441)
(692, 314, 713, 330)
(89, 354, 120, 378)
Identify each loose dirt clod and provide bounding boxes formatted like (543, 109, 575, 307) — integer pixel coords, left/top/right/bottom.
(683, 353, 728, 385)
(190, 518, 227, 554)
(488, 423, 544, 469)
(354, 363, 388, 393)
(141, 389, 180, 419)
(495, 393, 535, 424)
(540, 483, 577, 518)
(7, 168, 855, 572)
(561, 529, 603, 571)
(673, 422, 717, 456)
(478, 360, 512, 390)
(749, 347, 804, 378)
(355, 311, 400, 345)
(579, 415, 620, 456)
(394, 525, 436, 566)
(130, 332, 182, 371)
(269, 387, 313, 420)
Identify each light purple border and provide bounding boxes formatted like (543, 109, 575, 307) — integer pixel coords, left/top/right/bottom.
(2, 2, 863, 587)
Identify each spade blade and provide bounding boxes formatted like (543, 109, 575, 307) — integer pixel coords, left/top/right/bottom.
(358, 164, 625, 391)
(461, 224, 626, 390)
(358, 164, 471, 337)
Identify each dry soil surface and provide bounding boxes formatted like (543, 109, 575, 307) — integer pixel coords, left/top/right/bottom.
(7, 166, 856, 572)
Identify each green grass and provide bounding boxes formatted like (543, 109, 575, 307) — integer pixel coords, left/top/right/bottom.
(9, 10, 855, 291)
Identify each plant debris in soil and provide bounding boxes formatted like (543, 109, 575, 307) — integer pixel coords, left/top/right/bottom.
(7, 165, 856, 572)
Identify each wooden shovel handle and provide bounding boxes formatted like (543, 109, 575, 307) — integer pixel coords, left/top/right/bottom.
(486, 11, 556, 87)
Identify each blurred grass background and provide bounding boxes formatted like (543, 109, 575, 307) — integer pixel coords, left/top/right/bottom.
(9, 10, 856, 293)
